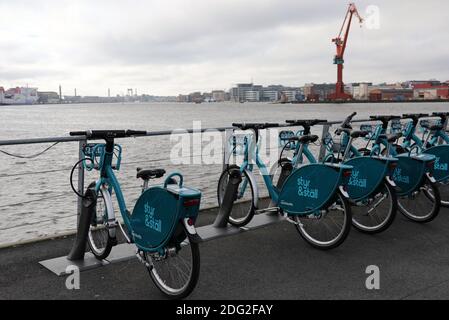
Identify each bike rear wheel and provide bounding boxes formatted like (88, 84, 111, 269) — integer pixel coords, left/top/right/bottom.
(294, 191, 351, 250)
(145, 228, 200, 299)
(87, 186, 114, 260)
(437, 179, 449, 207)
(217, 165, 255, 227)
(397, 176, 441, 223)
(351, 180, 397, 234)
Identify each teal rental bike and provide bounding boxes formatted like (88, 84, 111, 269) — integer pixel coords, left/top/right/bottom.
(361, 116, 441, 223)
(217, 123, 353, 250)
(399, 112, 449, 207)
(70, 130, 202, 299)
(292, 113, 398, 234)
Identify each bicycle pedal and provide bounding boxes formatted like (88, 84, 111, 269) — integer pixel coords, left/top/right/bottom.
(256, 207, 279, 214)
(136, 250, 152, 269)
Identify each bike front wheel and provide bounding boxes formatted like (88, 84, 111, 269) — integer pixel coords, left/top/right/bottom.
(217, 165, 256, 227)
(436, 179, 449, 207)
(87, 185, 114, 260)
(294, 191, 352, 250)
(351, 180, 397, 234)
(397, 176, 441, 223)
(145, 227, 200, 299)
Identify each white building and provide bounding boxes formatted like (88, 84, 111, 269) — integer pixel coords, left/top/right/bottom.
(262, 90, 280, 101)
(281, 90, 300, 102)
(244, 90, 260, 102)
(353, 83, 370, 100)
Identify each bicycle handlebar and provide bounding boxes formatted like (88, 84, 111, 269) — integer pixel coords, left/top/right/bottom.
(340, 112, 357, 129)
(402, 113, 429, 119)
(285, 119, 328, 126)
(232, 123, 280, 130)
(69, 130, 147, 139)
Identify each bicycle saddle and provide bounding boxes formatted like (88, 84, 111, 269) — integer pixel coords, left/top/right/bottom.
(350, 130, 370, 139)
(136, 168, 166, 180)
(433, 112, 449, 116)
(232, 123, 280, 130)
(421, 123, 444, 131)
(288, 135, 319, 144)
(379, 133, 402, 143)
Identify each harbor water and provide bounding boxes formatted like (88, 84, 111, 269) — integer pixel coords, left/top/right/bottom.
(0, 101, 448, 245)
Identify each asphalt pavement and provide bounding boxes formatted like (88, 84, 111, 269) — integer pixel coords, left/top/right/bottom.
(1, 205, 449, 300)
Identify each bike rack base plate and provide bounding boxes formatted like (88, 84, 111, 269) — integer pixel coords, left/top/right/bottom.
(39, 253, 109, 276)
(40, 214, 284, 276)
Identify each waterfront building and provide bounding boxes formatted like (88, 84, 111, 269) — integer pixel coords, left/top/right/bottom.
(413, 84, 449, 100)
(230, 83, 254, 102)
(280, 90, 300, 102)
(262, 90, 280, 102)
(369, 88, 414, 101)
(211, 90, 226, 102)
(244, 90, 260, 102)
(189, 92, 203, 103)
(37, 91, 60, 104)
(304, 83, 336, 101)
(352, 83, 372, 100)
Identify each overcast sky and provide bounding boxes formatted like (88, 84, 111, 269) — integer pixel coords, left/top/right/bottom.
(1, 0, 448, 96)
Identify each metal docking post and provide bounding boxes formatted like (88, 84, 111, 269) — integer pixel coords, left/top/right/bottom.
(67, 186, 97, 261)
(213, 167, 242, 228)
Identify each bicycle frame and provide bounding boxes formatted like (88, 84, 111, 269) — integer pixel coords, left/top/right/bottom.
(367, 123, 436, 196)
(90, 141, 201, 253)
(231, 127, 352, 216)
(323, 130, 397, 202)
(400, 118, 449, 183)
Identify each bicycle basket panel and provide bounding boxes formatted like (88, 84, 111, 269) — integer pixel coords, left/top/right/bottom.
(344, 157, 388, 200)
(131, 187, 180, 251)
(279, 164, 340, 215)
(423, 145, 449, 182)
(279, 130, 297, 150)
(393, 155, 426, 196)
(418, 119, 442, 133)
(390, 119, 404, 134)
(82, 143, 122, 170)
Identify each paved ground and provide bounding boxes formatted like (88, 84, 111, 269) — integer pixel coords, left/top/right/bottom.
(1, 204, 449, 300)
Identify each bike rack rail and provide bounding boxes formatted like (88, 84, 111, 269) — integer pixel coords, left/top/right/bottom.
(1, 116, 446, 276)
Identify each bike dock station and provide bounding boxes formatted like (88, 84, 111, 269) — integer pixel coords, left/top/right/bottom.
(1, 114, 448, 286)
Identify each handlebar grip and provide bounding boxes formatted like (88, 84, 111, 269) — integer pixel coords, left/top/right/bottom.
(70, 131, 88, 136)
(126, 130, 147, 136)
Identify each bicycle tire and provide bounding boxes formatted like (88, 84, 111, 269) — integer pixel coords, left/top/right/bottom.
(351, 180, 397, 234)
(398, 175, 441, 223)
(87, 184, 114, 260)
(146, 230, 200, 300)
(295, 190, 352, 250)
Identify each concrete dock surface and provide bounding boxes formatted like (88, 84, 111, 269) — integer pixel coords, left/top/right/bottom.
(1, 205, 449, 300)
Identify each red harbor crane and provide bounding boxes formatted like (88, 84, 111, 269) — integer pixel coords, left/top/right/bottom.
(328, 3, 363, 101)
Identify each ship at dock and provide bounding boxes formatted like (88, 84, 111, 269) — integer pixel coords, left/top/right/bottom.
(0, 86, 39, 105)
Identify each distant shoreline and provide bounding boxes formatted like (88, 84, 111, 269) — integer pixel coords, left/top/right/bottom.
(1, 99, 449, 107)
